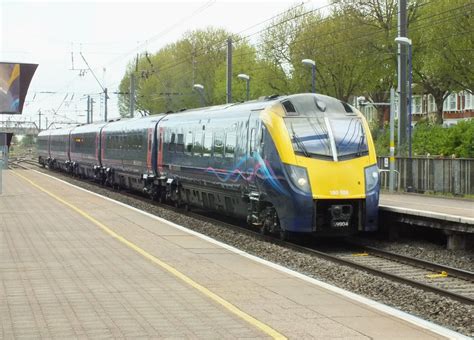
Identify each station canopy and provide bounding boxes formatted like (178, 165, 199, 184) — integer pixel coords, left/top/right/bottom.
(0, 62, 38, 115)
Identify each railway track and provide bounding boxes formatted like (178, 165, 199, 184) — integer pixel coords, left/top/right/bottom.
(7, 156, 39, 169)
(14, 160, 474, 306)
(314, 242, 474, 305)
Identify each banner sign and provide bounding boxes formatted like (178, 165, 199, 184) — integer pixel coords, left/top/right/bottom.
(0, 62, 38, 114)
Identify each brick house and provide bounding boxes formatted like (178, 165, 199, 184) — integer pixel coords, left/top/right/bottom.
(358, 90, 474, 126)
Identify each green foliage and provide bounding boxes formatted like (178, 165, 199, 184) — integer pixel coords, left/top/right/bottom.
(374, 120, 474, 158)
(117, 0, 471, 127)
(371, 124, 389, 156)
(412, 121, 448, 156)
(21, 135, 35, 147)
(444, 120, 474, 158)
(411, 0, 472, 123)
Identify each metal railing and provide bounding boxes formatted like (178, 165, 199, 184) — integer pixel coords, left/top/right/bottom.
(377, 156, 474, 196)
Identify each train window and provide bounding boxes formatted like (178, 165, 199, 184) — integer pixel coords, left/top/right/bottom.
(177, 133, 184, 153)
(185, 131, 193, 155)
(137, 133, 141, 150)
(225, 131, 236, 158)
(194, 131, 203, 156)
(203, 132, 212, 157)
(119, 135, 124, 149)
(138, 133, 143, 150)
(214, 132, 224, 158)
(169, 132, 176, 152)
(249, 128, 257, 154)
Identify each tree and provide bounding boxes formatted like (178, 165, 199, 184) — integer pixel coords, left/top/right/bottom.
(413, 0, 473, 124)
(20, 135, 35, 147)
(119, 28, 233, 116)
(291, 11, 373, 101)
(331, 0, 423, 128)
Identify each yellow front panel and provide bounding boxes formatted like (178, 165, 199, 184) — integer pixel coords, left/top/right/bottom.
(296, 156, 370, 199)
(261, 102, 378, 200)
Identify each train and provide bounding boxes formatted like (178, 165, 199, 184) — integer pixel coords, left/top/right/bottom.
(37, 93, 379, 239)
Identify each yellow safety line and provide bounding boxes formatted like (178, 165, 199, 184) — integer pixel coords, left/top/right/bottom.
(12, 170, 286, 340)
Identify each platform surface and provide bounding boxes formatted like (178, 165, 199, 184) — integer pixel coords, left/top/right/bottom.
(380, 193, 474, 225)
(0, 169, 458, 339)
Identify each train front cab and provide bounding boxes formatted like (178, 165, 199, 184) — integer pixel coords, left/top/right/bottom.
(260, 94, 379, 237)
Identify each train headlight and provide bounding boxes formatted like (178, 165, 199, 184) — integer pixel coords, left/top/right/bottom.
(365, 164, 379, 192)
(284, 164, 311, 194)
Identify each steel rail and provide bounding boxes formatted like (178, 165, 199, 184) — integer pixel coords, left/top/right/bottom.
(347, 241, 474, 282)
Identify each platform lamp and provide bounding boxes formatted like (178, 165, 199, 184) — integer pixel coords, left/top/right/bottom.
(302, 59, 316, 93)
(192, 84, 206, 107)
(237, 74, 250, 101)
(395, 37, 413, 158)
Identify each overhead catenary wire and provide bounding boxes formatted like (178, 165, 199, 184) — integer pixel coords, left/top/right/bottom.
(32, 0, 347, 118)
(143, 7, 471, 94)
(232, 1, 472, 62)
(130, 0, 454, 91)
(104, 2, 474, 109)
(138, 0, 344, 78)
(34, 0, 470, 118)
(134, 0, 446, 76)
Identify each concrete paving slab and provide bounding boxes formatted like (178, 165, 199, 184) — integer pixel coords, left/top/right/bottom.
(1, 169, 467, 339)
(380, 193, 474, 223)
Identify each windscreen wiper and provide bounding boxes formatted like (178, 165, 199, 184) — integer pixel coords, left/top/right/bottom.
(291, 124, 310, 157)
(356, 133, 366, 156)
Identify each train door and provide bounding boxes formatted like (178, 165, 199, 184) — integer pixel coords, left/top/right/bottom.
(146, 127, 153, 174)
(157, 126, 165, 175)
(245, 112, 262, 190)
(47, 132, 51, 159)
(67, 130, 72, 162)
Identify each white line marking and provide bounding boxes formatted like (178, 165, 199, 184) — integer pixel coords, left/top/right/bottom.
(382, 198, 474, 212)
(380, 204, 474, 225)
(32, 169, 470, 339)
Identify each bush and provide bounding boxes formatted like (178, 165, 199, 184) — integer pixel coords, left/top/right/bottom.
(372, 119, 474, 158)
(444, 120, 474, 158)
(412, 121, 447, 156)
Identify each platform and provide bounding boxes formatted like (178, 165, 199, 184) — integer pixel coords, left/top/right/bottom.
(0, 169, 464, 339)
(380, 193, 474, 225)
(380, 193, 474, 249)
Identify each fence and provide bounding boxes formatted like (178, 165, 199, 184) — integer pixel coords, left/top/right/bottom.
(377, 157, 474, 196)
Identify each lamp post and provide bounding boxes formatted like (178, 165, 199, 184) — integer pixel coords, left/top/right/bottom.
(302, 59, 316, 93)
(357, 91, 397, 192)
(395, 37, 413, 158)
(193, 84, 206, 107)
(237, 74, 250, 101)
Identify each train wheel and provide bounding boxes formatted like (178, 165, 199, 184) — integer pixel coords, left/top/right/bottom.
(279, 229, 290, 241)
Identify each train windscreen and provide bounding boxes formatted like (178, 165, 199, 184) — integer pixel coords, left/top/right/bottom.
(284, 117, 368, 160)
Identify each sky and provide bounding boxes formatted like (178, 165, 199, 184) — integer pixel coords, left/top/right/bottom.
(1, 0, 328, 128)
